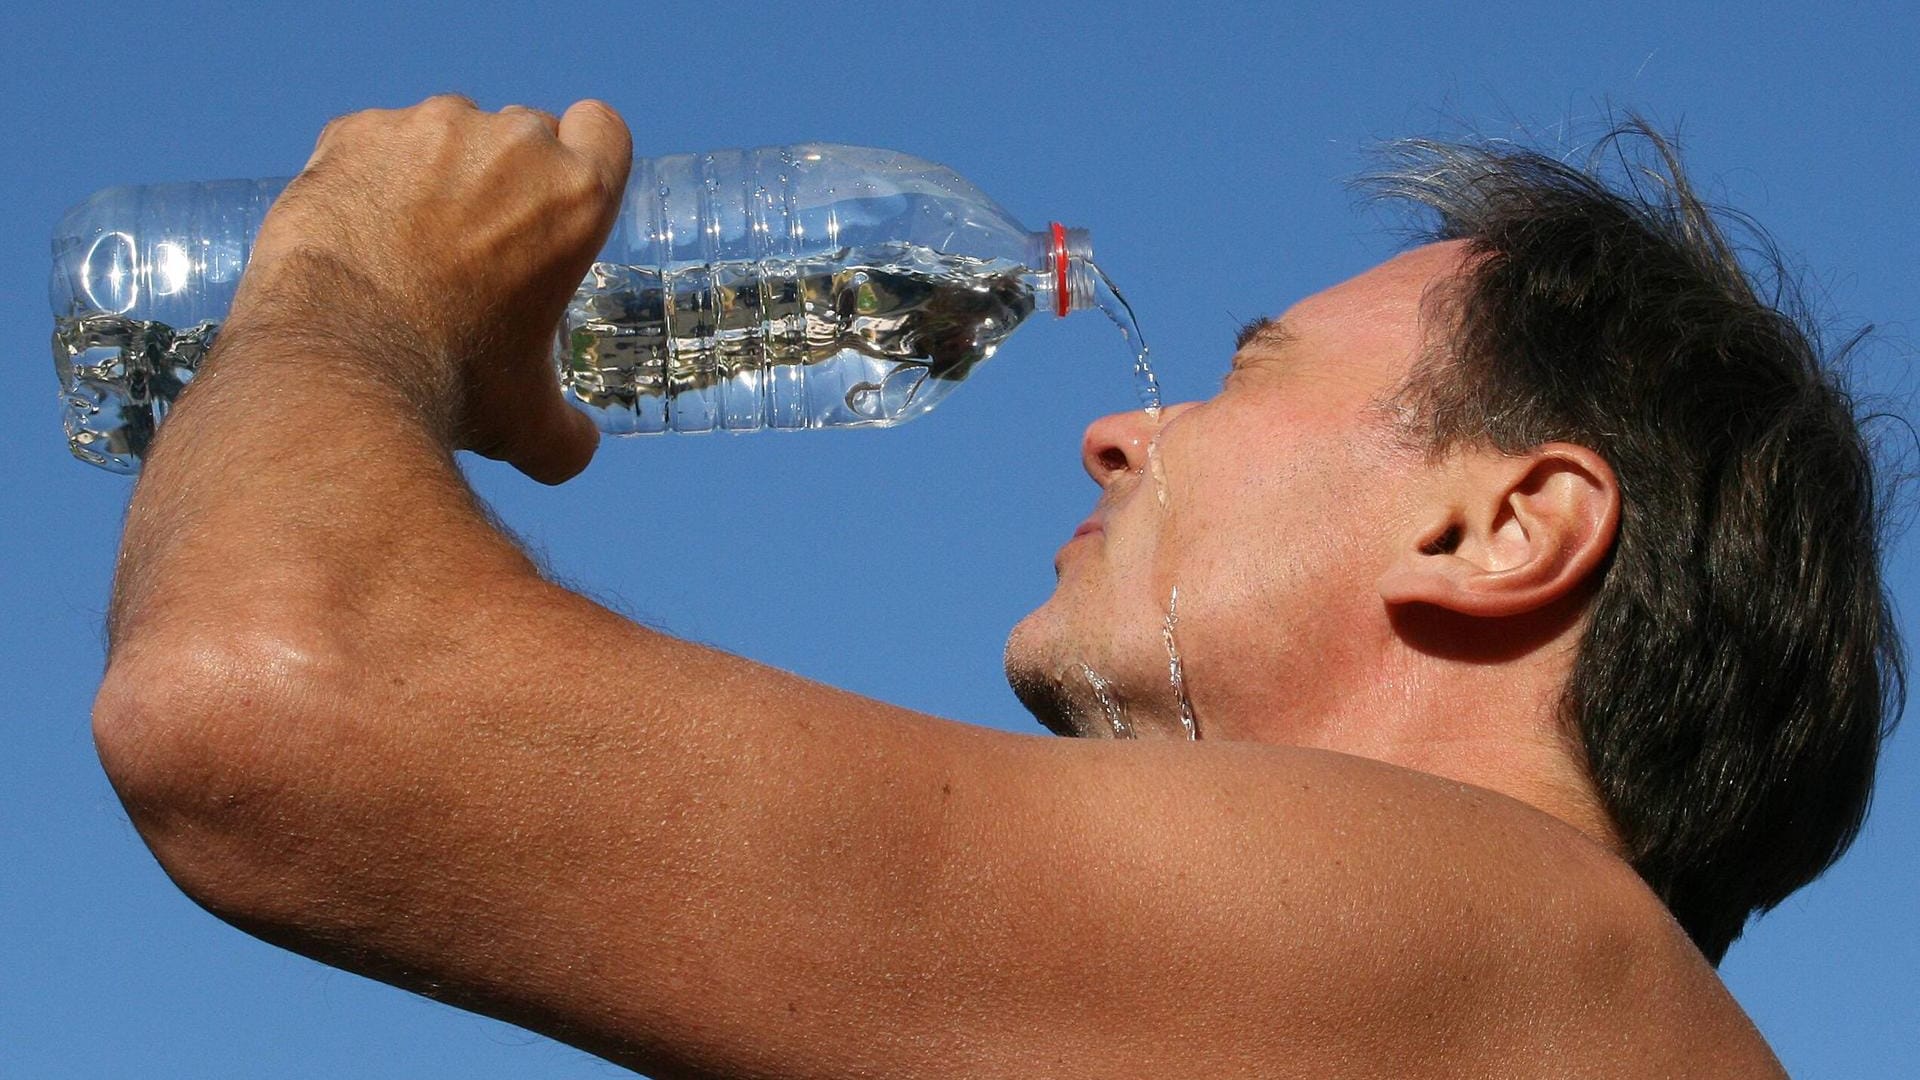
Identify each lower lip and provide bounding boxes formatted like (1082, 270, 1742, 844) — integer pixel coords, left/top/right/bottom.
(1054, 527, 1099, 566)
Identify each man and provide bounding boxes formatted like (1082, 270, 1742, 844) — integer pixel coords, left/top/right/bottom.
(93, 96, 1899, 1077)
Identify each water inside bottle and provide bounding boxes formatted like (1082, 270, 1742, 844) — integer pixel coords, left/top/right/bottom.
(559, 242, 1035, 433)
(49, 244, 1033, 467)
(561, 246, 1162, 432)
(54, 314, 215, 471)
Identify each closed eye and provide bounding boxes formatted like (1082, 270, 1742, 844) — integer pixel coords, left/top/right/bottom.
(1235, 316, 1275, 352)
(1227, 315, 1296, 389)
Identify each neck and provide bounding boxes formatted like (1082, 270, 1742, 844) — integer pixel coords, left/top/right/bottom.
(1286, 617, 1627, 859)
(1386, 728, 1626, 857)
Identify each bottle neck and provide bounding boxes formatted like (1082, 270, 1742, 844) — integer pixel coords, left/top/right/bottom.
(1031, 223, 1095, 317)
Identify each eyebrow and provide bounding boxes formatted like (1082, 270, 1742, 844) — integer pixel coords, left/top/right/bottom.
(1234, 315, 1297, 354)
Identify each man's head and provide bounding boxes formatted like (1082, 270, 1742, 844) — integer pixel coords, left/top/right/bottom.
(1005, 122, 1903, 964)
(1005, 241, 1616, 747)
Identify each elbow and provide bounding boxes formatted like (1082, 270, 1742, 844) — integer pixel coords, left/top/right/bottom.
(91, 628, 358, 920)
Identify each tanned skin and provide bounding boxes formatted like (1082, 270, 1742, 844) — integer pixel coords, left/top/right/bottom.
(93, 96, 1786, 1079)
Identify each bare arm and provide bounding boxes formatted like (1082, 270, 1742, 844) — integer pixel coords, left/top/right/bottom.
(92, 97, 1777, 1080)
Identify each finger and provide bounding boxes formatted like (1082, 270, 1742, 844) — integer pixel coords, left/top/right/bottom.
(499, 104, 561, 136)
(557, 100, 633, 200)
(553, 400, 602, 484)
(512, 401, 600, 486)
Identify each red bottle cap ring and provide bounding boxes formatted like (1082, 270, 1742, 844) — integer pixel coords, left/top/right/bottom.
(1050, 221, 1070, 318)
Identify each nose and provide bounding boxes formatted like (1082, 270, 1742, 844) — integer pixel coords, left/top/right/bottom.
(1081, 406, 1184, 486)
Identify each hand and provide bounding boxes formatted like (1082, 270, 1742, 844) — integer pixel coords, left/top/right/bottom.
(230, 94, 633, 484)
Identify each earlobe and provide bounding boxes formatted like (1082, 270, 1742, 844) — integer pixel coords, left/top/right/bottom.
(1378, 444, 1619, 619)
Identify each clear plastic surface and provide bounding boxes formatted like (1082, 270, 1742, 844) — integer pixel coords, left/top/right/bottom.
(48, 146, 1096, 472)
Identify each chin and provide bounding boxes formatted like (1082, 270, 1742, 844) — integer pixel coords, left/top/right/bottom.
(1003, 605, 1084, 737)
(1003, 595, 1083, 686)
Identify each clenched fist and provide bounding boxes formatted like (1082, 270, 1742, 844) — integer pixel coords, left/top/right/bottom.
(227, 94, 633, 484)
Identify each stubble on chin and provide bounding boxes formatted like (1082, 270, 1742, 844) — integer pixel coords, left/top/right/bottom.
(1003, 610, 1095, 738)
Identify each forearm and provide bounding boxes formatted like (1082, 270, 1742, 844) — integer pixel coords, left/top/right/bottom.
(91, 263, 576, 947)
(104, 273, 540, 668)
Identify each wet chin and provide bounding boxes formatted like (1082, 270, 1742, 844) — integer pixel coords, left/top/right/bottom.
(1004, 612, 1092, 737)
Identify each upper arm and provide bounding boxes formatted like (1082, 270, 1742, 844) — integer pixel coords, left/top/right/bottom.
(93, 577, 1730, 1080)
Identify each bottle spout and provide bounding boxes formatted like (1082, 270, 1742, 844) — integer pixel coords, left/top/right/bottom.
(1034, 223, 1095, 317)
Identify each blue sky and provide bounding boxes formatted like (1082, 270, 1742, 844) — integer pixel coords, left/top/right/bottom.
(4, 2, 1915, 1076)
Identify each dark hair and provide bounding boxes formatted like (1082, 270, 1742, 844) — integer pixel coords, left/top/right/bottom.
(1366, 121, 1906, 963)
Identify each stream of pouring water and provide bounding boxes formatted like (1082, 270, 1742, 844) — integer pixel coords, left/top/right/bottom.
(1087, 261, 1162, 418)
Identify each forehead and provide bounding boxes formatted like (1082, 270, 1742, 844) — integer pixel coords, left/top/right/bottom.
(1244, 240, 1469, 389)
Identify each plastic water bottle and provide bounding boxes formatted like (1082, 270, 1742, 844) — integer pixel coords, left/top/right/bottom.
(49, 144, 1100, 473)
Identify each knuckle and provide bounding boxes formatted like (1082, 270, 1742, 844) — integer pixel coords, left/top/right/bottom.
(315, 107, 391, 142)
(316, 110, 361, 140)
(421, 92, 478, 112)
(308, 111, 371, 162)
(500, 108, 557, 139)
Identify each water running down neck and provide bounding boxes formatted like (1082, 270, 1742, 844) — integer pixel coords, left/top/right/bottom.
(1079, 663, 1134, 739)
(1164, 586, 1199, 740)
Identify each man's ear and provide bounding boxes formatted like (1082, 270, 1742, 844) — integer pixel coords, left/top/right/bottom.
(1377, 443, 1619, 618)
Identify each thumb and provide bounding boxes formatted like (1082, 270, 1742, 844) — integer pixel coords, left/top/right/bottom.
(558, 100, 634, 205)
(509, 397, 600, 486)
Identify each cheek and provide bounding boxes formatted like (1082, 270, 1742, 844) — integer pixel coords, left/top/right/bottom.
(1156, 445, 1378, 627)
(1143, 395, 1385, 617)
(1158, 512, 1293, 622)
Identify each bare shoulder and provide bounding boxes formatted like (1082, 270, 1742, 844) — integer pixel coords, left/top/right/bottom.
(978, 738, 1787, 1077)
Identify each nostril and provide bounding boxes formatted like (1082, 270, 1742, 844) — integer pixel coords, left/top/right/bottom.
(1097, 446, 1132, 475)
